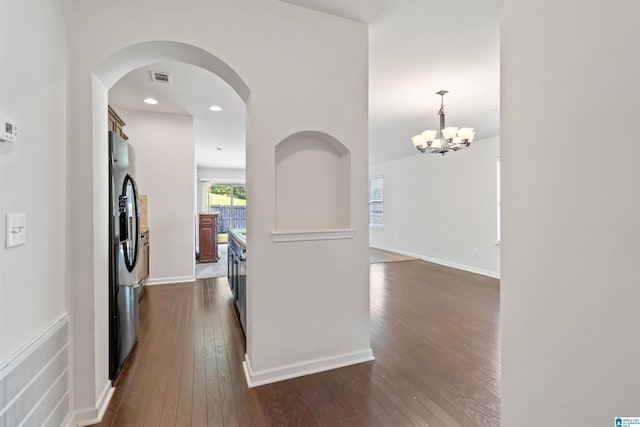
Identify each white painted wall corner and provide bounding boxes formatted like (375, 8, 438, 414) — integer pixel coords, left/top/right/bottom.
(243, 349, 375, 388)
(72, 380, 114, 427)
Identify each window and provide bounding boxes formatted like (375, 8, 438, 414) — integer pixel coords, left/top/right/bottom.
(369, 176, 383, 227)
(207, 184, 246, 244)
(496, 157, 501, 244)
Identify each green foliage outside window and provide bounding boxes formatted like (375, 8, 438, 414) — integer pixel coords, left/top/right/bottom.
(210, 185, 246, 200)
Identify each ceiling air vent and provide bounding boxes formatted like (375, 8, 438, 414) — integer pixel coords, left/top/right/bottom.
(150, 71, 172, 84)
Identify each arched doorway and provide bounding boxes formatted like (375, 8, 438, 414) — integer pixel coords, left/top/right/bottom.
(72, 40, 250, 424)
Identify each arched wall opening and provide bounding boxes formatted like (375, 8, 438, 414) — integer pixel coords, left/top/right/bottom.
(79, 40, 250, 419)
(94, 41, 249, 101)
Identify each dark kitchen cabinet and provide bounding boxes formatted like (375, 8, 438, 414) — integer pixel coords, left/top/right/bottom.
(108, 105, 128, 140)
(138, 230, 149, 280)
(236, 264, 246, 334)
(228, 245, 237, 298)
(198, 213, 219, 263)
(136, 230, 150, 301)
(228, 231, 246, 336)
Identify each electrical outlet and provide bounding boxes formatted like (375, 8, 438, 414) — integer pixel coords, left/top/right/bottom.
(473, 248, 479, 258)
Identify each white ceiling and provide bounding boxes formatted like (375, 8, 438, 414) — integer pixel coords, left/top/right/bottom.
(109, 61, 246, 169)
(365, 1, 501, 164)
(109, 0, 501, 169)
(279, 0, 398, 23)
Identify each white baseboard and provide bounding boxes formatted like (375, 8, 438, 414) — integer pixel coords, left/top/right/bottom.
(62, 412, 75, 427)
(371, 245, 500, 279)
(145, 275, 196, 286)
(243, 348, 375, 388)
(73, 380, 114, 426)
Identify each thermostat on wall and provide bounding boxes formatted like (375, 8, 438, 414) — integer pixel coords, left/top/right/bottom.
(1, 116, 18, 143)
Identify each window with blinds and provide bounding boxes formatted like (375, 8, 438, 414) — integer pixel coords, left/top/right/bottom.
(369, 176, 383, 227)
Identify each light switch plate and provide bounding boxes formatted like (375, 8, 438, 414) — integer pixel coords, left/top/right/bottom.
(5, 212, 26, 248)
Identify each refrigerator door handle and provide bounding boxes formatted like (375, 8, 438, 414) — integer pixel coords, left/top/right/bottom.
(122, 174, 141, 272)
(118, 195, 128, 242)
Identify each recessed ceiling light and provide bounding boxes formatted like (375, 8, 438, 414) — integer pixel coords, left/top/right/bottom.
(144, 98, 158, 105)
(209, 105, 223, 112)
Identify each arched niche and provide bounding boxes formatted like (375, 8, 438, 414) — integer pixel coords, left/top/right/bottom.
(274, 131, 351, 237)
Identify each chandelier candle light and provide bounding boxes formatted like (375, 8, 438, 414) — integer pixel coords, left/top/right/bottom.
(411, 90, 475, 155)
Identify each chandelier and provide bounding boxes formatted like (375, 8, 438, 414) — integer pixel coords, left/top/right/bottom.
(411, 90, 475, 155)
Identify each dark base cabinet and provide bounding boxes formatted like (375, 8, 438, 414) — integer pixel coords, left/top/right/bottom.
(228, 247, 237, 298)
(236, 267, 246, 334)
(228, 231, 246, 336)
(137, 230, 150, 301)
(198, 213, 219, 263)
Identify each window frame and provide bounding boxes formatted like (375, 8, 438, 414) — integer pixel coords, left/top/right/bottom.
(369, 176, 384, 228)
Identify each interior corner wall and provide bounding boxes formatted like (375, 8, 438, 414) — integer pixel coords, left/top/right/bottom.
(501, 2, 640, 425)
(370, 136, 500, 278)
(0, 0, 71, 423)
(117, 109, 196, 283)
(0, 0, 69, 368)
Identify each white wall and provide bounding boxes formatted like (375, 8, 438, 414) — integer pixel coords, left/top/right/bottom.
(0, 0, 68, 365)
(198, 166, 246, 183)
(501, 2, 640, 425)
(117, 109, 195, 284)
(195, 115, 246, 170)
(370, 136, 500, 277)
(63, 0, 370, 414)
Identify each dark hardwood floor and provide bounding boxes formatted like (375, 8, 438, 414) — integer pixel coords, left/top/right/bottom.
(93, 260, 500, 426)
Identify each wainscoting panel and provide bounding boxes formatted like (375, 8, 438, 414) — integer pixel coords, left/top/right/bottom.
(0, 314, 70, 427)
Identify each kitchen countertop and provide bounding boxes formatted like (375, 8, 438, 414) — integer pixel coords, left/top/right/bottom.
(229, 228, 246, 248)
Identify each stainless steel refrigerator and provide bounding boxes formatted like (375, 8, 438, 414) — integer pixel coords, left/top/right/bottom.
(109, 131, 142, 380)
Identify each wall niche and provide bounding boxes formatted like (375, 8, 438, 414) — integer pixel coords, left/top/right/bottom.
(275, 131, 351, 235)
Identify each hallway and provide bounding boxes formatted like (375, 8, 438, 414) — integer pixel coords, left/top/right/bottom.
(94, 261, 499, 426)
